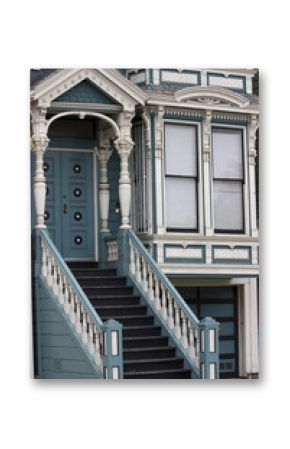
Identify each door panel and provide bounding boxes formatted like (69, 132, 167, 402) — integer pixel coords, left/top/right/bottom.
(176, 285, 239, 378)
(38, 150, 95, 259)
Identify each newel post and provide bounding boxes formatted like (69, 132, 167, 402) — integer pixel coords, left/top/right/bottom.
(102, 319, 123, 379)
(31, 108, 49, 229)
(199, 317, 220, 379)
(115, 111, 135, 229)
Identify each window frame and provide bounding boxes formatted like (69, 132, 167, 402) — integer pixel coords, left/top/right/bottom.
(211, 124, 249, 235)
(163, 120, 203, 234)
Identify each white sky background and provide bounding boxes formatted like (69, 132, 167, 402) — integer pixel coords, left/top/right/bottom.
(0, 1, 288, 448)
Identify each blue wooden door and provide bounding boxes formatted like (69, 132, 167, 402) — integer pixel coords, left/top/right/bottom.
(176, 286, 239, 378)
(43, 151, 94, 259)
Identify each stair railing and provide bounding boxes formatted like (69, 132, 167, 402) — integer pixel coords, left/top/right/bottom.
(118, 228, 220, 379)
(35, 229, 123, 379)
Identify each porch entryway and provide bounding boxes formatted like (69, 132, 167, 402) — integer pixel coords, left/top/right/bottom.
(43, 150, 95, 260)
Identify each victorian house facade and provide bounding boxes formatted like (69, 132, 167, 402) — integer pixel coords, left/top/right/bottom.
(31, 68, 259, 379)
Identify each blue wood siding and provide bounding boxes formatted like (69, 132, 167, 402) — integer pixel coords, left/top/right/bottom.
(54, 80, 119, 104)
(34, 278, 99, 378)
(107, 151, 121, 234)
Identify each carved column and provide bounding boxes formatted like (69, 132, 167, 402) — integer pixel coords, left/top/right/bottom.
(31, 108, 49, 229)
(115, 111, 135, 229)
(248, 115, 259, 237)
(96, 145, 113, 232)
(203, 110, 213, 236)
(141, 109, 153, 234)
(154, 106, 165, 234)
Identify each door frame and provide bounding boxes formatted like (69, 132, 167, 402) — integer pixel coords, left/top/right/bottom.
(47, 147, 99, 262)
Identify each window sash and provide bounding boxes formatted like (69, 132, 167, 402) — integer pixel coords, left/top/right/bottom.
(164, 123, 198, 231)
(165, 176, 198, 230)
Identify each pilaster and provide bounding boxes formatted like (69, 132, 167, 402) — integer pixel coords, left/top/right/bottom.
(141, 109, 153, 234)
(154, 106, 165, 234)
(96, 145, 113, 232)
(248, 115, 259, 237)
(31, 108, 49, 229)
(202, 110, 213, 236)
(115, 111, 135, 228)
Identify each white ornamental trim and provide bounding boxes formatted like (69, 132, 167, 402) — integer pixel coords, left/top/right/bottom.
(208, 75, 244, 90)
(214, 248, 249, 260)
(129, 72, 146, 84)
(162, 71, 198, 84)
(166, 247, 203, 259)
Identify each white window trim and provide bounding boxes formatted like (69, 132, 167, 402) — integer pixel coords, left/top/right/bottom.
(162, 119, 204, 236)
(210, 123, 250, 237)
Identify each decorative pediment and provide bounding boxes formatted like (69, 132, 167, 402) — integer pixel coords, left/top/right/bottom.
(174, 86, 250, 108)
(30, 69, 147, 110)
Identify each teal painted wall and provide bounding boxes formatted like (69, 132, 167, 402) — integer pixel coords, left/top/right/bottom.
(107, 150, 121, 234)
(34, 278, 99, 379)
(54, 80, 118, 104)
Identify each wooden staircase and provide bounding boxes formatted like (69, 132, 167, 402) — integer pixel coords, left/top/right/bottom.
(68, 261, 191, 379)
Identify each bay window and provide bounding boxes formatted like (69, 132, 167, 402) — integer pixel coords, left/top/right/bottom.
(165, 123, 198, 231)
(212, 128, 244, 233)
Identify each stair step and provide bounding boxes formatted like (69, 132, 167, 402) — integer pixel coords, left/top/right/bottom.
(124, 369, 191, 379)
(123, 325, 161, 338)
(123, 347, 176, 360)
(90, 296, 140, 306)
(70, 268, 117, 276)
(101, 315, 153, 326)
(77, 277, 127, 286)
(96, 305, 147, 317)
(83, 286, 133, 296)
(67, 261, 98, 268)
(124, 357, 184, 372)
(123, 335, 169, 349)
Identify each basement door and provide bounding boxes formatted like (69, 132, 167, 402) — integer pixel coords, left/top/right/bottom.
(43, 150, 95, 260)
(176, 286, 239, 379)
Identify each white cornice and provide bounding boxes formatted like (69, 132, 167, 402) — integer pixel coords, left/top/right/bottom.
(175, 86, 251, 108)
(30, 68, 147, 109)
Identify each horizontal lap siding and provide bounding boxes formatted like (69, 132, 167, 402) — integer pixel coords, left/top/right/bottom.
(35, 280, 98, 379)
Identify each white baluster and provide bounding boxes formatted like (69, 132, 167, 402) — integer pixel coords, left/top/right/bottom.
(63, 282, 70, 314)
(167, 293, 174, 329)
(41, 243, 47, 277)
(70, 291, 76, 323)
(82, 305, 88, 345)
(75, 300, 82, 333)
(58, 270, 65, 305)
(154, 276, 161, 310)
(53, 262, 59, 296)
(180, 311, 189, 349)
(87, 320, 95, 355)
(94, 330, 101, 365)
(188, 322, 196, 360)
(136, 252, 141, 283)
(142, 258, 148, 292)
(174, 303, 181, 339)
(161, 285, 168, 320)
(195, 328, 200, 365)
(129, 241, 135, 275)
(148, 268, 154, 301)
(46, 252, 53, 286)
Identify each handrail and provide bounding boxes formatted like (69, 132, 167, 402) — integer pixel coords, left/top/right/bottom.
(128, 229, 200, 327)
(35, 228, 123, 379)
(40, 229, 103, 328)
(120, 228, 220, 379)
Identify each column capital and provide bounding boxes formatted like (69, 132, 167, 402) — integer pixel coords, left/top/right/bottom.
(32, 137, 50, 153)
(202, 110, 212, 161)
(95, 145, 113, 162)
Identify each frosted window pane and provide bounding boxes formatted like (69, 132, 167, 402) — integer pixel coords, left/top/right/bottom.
(213, 180, 243, 230)
(165, 124, 197, 176)
(213, 129, 243, 179)
(165, 178, 197, 228)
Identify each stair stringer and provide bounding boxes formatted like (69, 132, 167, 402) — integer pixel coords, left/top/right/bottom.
(34, 276, 103, 379)
(127, 274, 200, 379)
